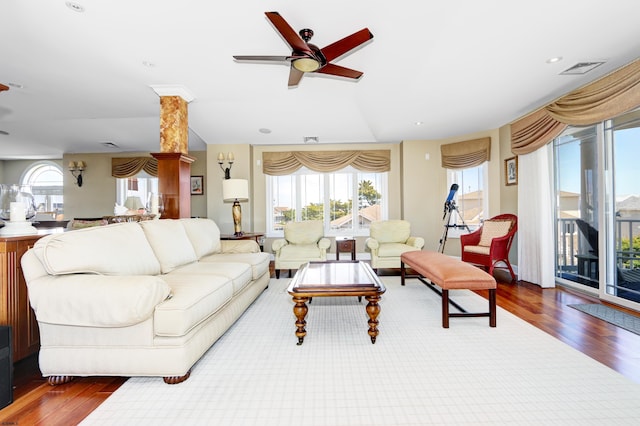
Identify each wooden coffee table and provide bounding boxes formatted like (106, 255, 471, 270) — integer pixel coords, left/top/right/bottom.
(287, 261, 386, 345)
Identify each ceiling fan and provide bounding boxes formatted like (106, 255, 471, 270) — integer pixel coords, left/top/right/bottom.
(233, 11, 373, 87)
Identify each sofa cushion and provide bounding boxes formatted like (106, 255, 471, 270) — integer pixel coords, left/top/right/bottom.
(463, 245, 491, 255)
(173, 262, 253, 295)
(479, 220, 512, 247)
(33, 222, 161, 276)
(140, 219, 198, 273)
(27, 274, 170, 327)
(154, 274, 234, 337)
(200, 252, 270, 280)
(180, 218, 222, 258)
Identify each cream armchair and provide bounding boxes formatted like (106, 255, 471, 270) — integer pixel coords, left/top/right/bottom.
(366, 220, 424, 272)
(272, 220, 331, 278)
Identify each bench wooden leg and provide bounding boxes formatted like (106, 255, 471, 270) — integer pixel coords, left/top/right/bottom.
(442, 289, 450, 328)
(401, 262, 406, 286)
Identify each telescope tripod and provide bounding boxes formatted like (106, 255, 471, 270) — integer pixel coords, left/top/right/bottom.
(438, 201, 470, 253)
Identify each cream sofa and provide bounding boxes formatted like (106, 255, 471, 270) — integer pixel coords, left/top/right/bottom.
(21, 218, 270, 385)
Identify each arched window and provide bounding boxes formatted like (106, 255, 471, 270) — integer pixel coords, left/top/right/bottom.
(21, 161, 64, 218)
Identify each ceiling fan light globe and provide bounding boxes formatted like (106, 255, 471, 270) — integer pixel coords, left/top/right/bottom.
(293, 58, 320, 72)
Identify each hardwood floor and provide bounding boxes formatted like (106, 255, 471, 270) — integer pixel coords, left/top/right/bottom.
(1, 268, 639, 425)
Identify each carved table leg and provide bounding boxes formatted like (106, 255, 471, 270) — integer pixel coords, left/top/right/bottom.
(292, 296, 309, 345)
(365, 295, 381, 344)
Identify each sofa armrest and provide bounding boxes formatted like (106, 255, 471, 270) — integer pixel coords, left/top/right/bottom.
(271, 238, 288, 253)
(406, 236, 425, 249)
(365, 237, 379, 251)
(220, 240, 260, 253)
(318, 237, 331, 251)
(460, 228, 482, 247)
(27, 274, 170, 327)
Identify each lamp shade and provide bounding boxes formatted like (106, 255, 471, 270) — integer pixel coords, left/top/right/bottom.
(222, 179, 249, 202)
(124, 196, 144, 210)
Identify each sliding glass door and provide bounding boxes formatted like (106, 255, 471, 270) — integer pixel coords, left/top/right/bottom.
(554, 108, 640, 308)
(603, 111, 640, 304)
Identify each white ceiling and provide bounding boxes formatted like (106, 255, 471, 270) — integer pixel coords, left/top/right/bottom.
(1, 1, 640, 160)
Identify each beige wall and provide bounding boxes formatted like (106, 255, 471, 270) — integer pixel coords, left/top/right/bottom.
(402, 129, 504, 257)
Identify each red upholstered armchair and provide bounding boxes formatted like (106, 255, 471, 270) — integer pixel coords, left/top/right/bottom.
(460, 214, 518, 282)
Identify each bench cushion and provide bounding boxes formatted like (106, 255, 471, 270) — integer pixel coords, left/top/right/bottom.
(401, 251, 496, 290)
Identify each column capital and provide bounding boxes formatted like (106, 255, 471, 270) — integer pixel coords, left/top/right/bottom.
(150, 84, 195, 102)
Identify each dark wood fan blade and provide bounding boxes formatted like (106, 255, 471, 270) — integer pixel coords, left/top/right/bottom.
(233, 55, 291, 62)
(316, 63, 363, 80)
(288, 66, 304, 87)
(265, 11, 312, 54)
(320, 28, 373, 62)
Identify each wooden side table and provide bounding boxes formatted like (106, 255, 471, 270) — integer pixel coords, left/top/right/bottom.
(336, 237, 356, 260)
(220, 232, 265, 251)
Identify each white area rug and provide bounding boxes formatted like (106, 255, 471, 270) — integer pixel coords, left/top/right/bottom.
(81, 278, 640, 425)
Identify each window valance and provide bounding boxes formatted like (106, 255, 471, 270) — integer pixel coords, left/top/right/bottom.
(511, 59, 640, 155)
(440, 137, 491, 169)
(111, 157, 158, 178)
(262, 150, 390, 175)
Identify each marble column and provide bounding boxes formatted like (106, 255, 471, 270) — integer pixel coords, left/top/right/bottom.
(151, 86, 195, 219)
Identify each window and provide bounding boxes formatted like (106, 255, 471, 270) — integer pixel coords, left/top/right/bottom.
(21, 161, 64, 217)
(115, 172, 158, 209)
(267, 166, 388, 237)
(444, 163, 487, 237)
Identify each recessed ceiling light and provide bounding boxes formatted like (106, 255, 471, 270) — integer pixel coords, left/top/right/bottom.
(414, 121, 424, 126)
(259, 128, 271, 134)
(65, 1, 85, 12)
(546, 56, 563, 64)
(142, 61, 156, 68)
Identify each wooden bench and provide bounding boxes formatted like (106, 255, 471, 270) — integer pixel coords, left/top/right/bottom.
(401, 251, 497, 328)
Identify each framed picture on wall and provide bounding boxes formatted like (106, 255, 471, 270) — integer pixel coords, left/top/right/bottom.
(505, 156, 518, 186)
(190, 176, 204, 195)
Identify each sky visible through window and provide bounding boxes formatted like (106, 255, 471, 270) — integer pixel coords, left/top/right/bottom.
(558, 126, 639, 198)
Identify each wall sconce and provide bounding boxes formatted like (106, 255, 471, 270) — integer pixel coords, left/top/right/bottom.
(68, 161, 86, 187)
(218, 152, 234, 179)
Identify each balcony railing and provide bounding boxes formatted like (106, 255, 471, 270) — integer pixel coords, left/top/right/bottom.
(556, 218, 640, 284)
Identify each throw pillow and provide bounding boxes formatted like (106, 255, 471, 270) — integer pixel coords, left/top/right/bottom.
(478, 220, 512, 247)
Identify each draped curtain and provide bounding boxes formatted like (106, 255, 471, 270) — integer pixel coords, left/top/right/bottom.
(262, 150, 390, 175)
(510, 59, 640, 155)
(440, 137, 491, 169)
(517, 146, 556, 288)
(111, 157, 158, 178)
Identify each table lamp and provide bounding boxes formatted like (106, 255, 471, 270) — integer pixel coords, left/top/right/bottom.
(222, 179, 249, 236)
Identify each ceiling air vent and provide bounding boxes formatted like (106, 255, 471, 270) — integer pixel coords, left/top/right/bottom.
(560, 62, 605, 75)
(101, 141, 120, 149)
(303, 136, 319, 144)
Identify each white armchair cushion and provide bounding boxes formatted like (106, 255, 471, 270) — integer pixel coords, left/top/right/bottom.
(284, 220, 324, 244)
(370, 220, 411, 243)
